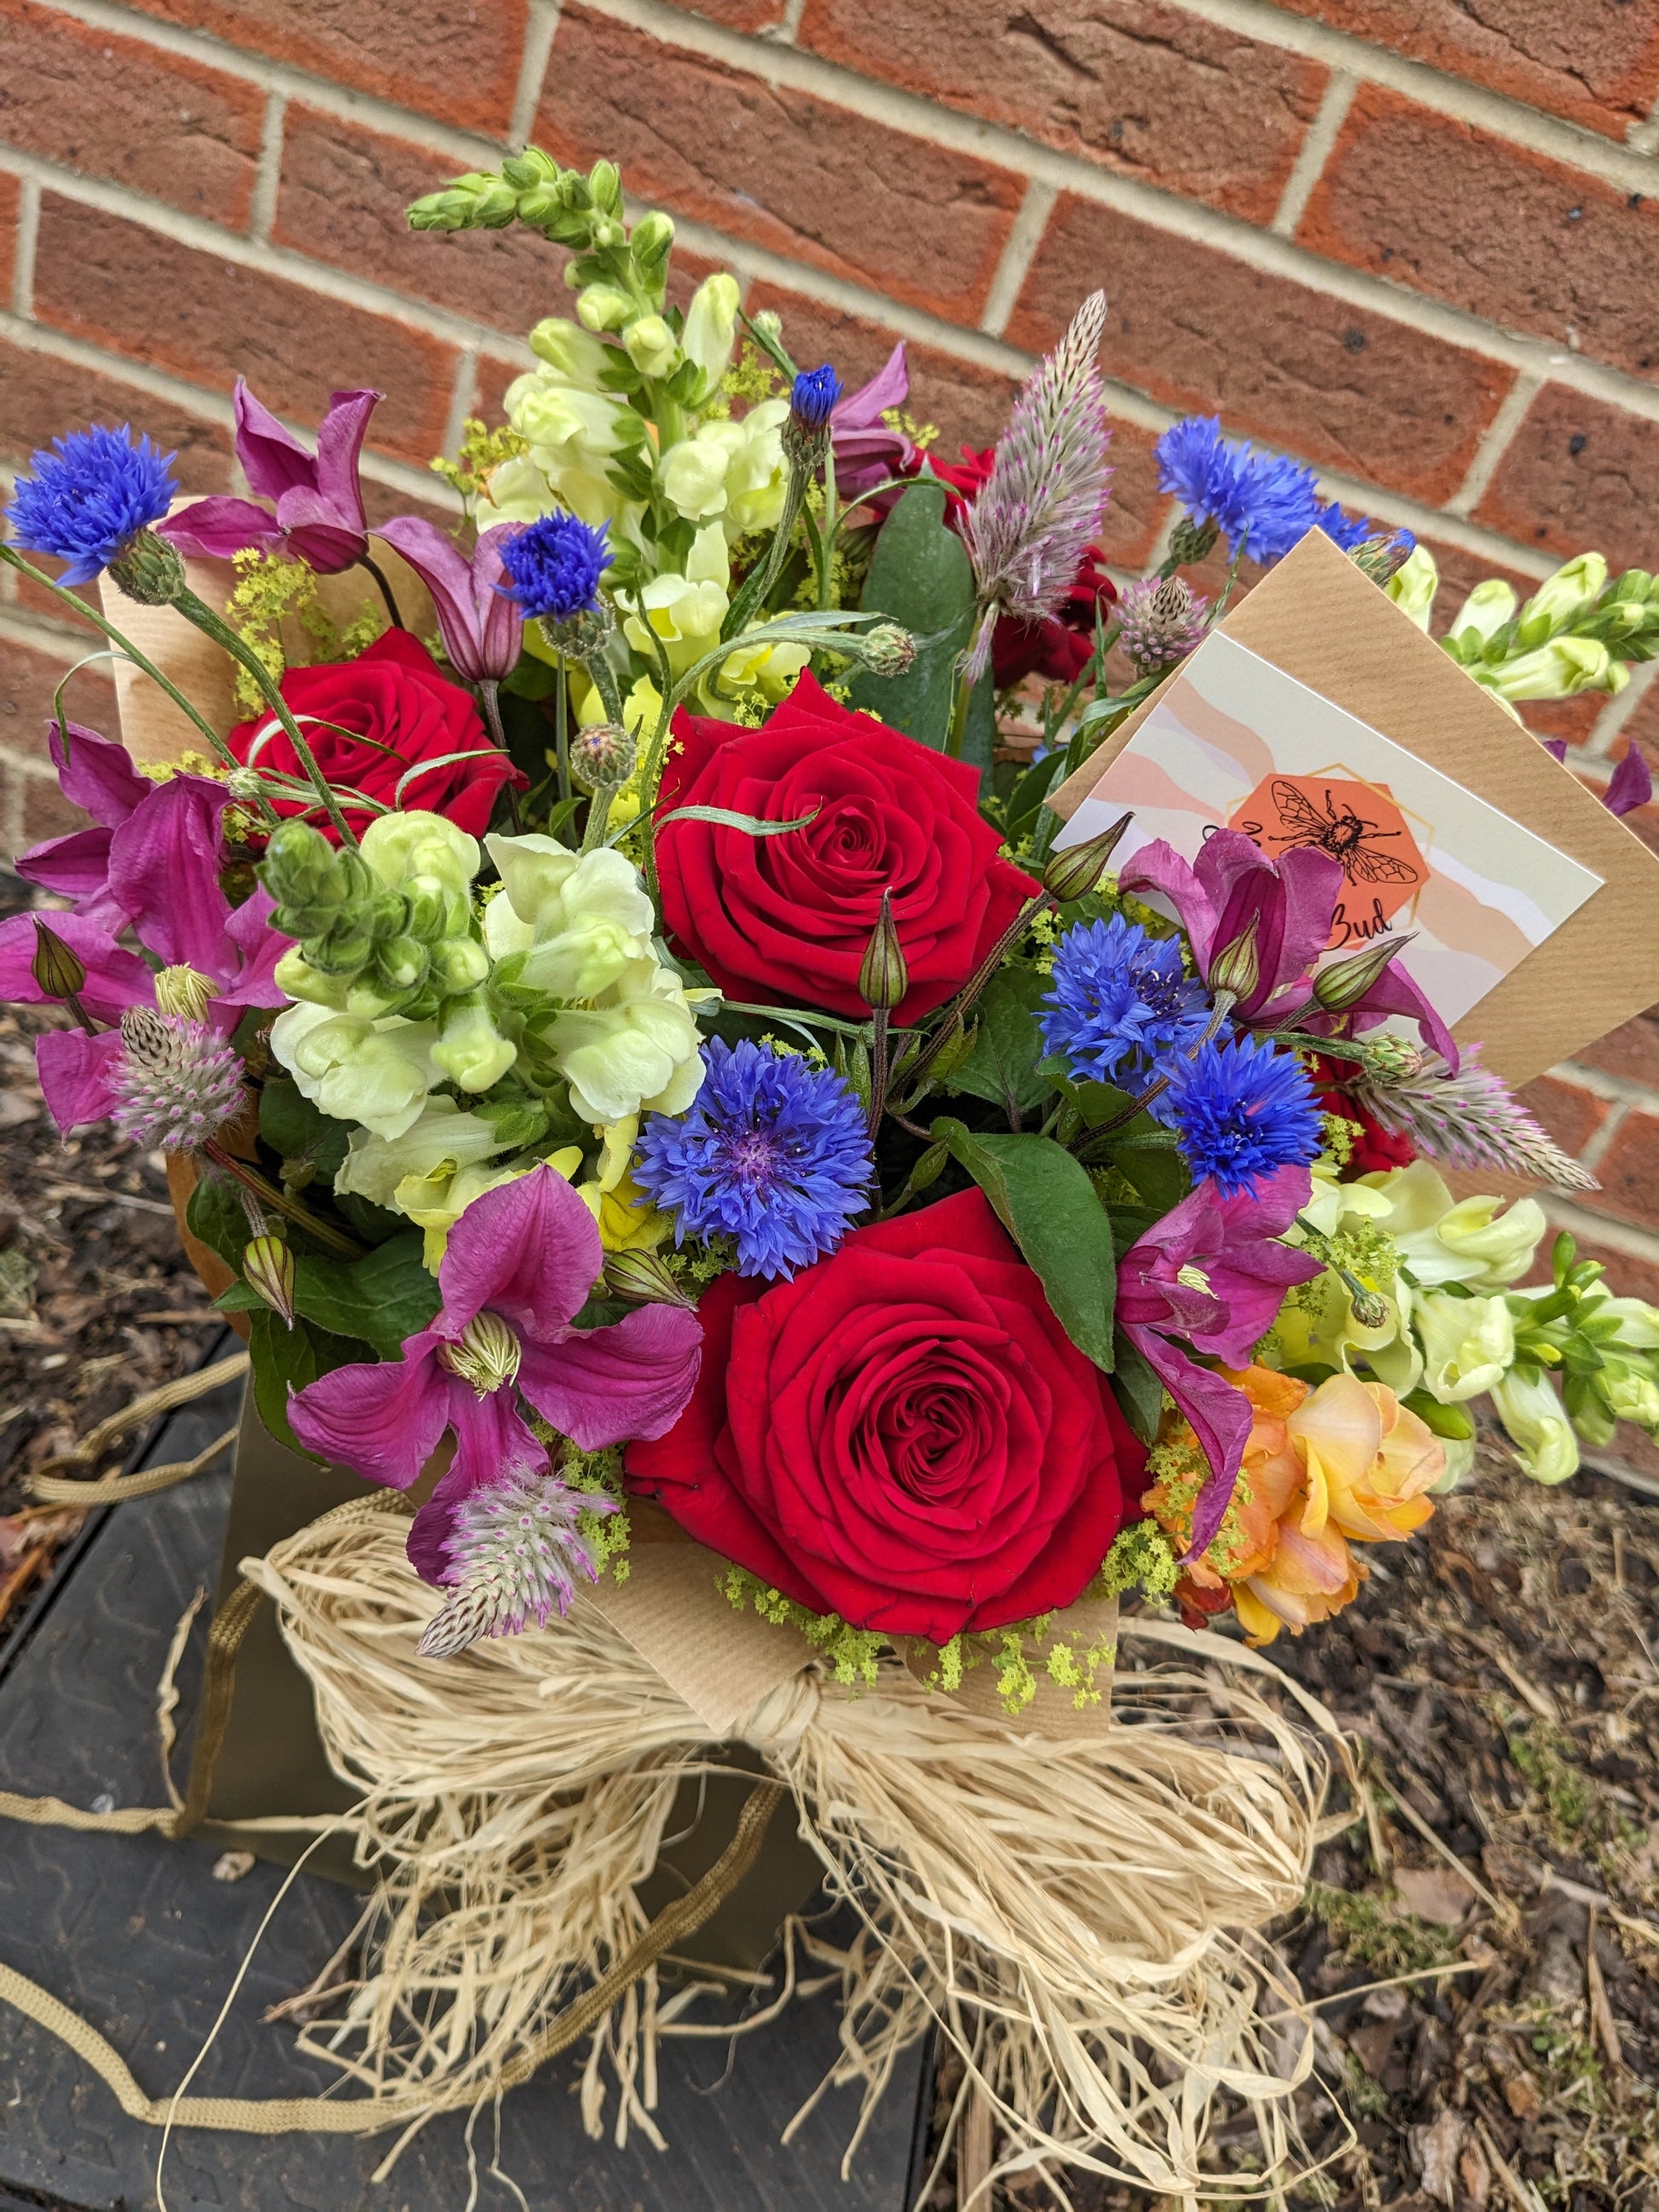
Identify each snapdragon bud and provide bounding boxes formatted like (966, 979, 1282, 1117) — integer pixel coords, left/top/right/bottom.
(1043, 811, 1133, 904)
(858, 889, 908, 1013)
(432, 995, 516, 1092)
(1311, 932, 1414, 1014)
(623, 315, 680, 380)
(1516, 552, 1608, 649)
(1485, 635, 1622, 700)
(1444, 577, 1517, 656)
(428, 938, 491, 995)
(577, 284, 633, 334)
(588, 159, 623, 217)
(630, 211, 675, 268)
(1384, 543, 1440, 631)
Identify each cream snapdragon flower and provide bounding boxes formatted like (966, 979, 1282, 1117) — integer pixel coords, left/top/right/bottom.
(269, 1002, 443, 1141)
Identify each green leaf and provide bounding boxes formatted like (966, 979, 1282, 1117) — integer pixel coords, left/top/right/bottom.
(1110, 1327, 1165, 1445)
(1038, 1058, 1140, 1130)
(259, 1078, 350, 1183)
(932, 1120, 1116, 1371)
(847, 478, 975, 750)
(291, 1233, 442, 1359)
(656, 804, 820, 837)
(248, 1308, 374, 1457)
(943, 970, 1054, 1123)
(184, 1170, 249, 1270)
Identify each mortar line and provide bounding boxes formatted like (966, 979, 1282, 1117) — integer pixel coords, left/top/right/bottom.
(10, 176, 39, 320)
(1552, 1061, 1659, 1116)
(247, 90, 287, 245)
(979, 180, 1056, 340)
(441, 347, 482, 463)
(1444, 371, 1540, 519)
(8, 7, 1659, 433)
(1580, 1100, 1627, 1175)
(1581, 657, 1659, 763)
(774, 0, 807, 38)
(509, 0, 563, 149)
(1270, 69, 1357, 239)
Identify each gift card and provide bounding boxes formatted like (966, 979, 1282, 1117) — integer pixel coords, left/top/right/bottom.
(1055, 627, 1604, 1034)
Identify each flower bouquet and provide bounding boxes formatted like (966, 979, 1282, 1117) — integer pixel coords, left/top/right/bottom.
(4, 149, 1659, 2198)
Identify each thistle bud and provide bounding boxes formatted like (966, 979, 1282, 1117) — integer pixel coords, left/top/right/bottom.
(1168, 515, 1218, 568)
(853, 622, 917, 679)
(1362, 1034, 1426, 1084)
(1349, 1287, 1391, 1331)
(569, 722, 638, 793)
(858, 889, 908, 1014)
(30, 917, 86, 1002)
(1311, 932, 1414, 1014)
(1043, 811, 1133, 904)
(602, 1249, 697, 1308)
(1350, 531, 1414, 586)
(107, 527, 187, 607)
(242, 1233, 297, 1328)
(1205, 913, 1260, 1004)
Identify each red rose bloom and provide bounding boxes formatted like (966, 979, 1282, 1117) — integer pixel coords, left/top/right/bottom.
(1310, 1055, 1419, 1177)
(625, 1188, 1141, 1641)
(227, 630, 526, 843)
(657, 673, 1038, 1019)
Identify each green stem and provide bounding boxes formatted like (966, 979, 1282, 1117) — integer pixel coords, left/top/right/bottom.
(552, 668, 572, 814)
(945, 667, 974, 759)
(357, 551, 406, 630)
(581, 786, 616, 854)
(174, 590, 359, 847)
(200, 1139, 366, 1260)
(581, 647, 625, 728)
(816, 445, 837, 612)
(0, 546, 278, 818)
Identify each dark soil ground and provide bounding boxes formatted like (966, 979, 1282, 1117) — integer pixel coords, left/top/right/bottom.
(5, 870, 1659, 2211)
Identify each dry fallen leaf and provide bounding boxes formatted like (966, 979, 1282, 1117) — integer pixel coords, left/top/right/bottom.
(1394, 1863, 1476, 1926)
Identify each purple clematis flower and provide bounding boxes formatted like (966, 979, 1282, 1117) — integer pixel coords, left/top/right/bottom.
(1122, 828, 1457, 1065)
(158, 382, 378, 573)
(14, 721, 153, 929)
(375, 517, 525, 684)
(1543, 736, 1653, 817)
(1118, 1163, 1322, 1558)
(830, 343, 916, 500)
(287, 1166, 702, 1590)
(0, 765, 288, 1132)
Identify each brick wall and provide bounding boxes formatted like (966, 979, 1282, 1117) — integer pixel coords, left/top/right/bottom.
(3, 0, 1659, 1376)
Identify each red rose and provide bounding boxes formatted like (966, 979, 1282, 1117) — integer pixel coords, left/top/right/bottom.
(657, 673, 1038, 1019)
(1310, 1055, 1419, 1177)
(227, 630, 526, 842)
(625, 1188, 1141, 1641)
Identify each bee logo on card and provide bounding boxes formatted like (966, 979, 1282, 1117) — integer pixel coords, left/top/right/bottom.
(1228, 772, 1427, 947)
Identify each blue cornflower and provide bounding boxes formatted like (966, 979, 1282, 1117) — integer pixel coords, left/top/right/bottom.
(1040, 915, 1210, 1096)
(5, 424, 177, 586)
(1153, 416, 1321, 564)
(789, 364, 842, 432)
(499, 511, 609, 623)
(1164, 1031, 1322, 1198)
(634, 1038, 872, 1280)
(1312, 500, 1375, 553)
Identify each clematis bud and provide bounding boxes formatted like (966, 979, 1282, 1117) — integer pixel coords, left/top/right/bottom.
(30, 917, 86, 1002)
(242, 1233, 297, 1327)
(1205, 912, 1260, 1003)
(1043, 811, 1133, 904)
(603, 1249, 697, 1308)
(858, 889, 908, 1013)
(1312, 932, 1415, 1014)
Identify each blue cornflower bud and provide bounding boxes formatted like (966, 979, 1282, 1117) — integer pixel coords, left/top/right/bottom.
(6, 424, 178, 586)
(498, 511, 610, 623)
(789, 364, 842, 434)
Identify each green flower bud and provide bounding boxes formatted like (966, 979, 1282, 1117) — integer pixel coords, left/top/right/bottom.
(1485, 635, 1623, 701)
(373, 936, 431, 996)
(31, 917, 87, 1002)
(588, 159, 623, 216)
(1311, 931, 1415, 1014)
(1043, 811, 1132, 904)
(631, 211, 674, 267)
(107, 526, 187, 608)
(1610, 568, 1653, 603)
(1443, 577, 1517, 658)
(623, 313, 680, 380)
(407, 183, 487, 233)
(429, 937, 491, 995)
(432, 994, 516, 1092)
(1384, 544, 1440, 631)
(577, 284, 634, 334)
(603, 1249, 697, 1308)
(241, 1233, 297, 1328)
(1206, 913, 1260, 1004)
(858, 890, 908, 1013)
(516, 182, 564, 228)
(1516, 552, 1608, 649)
(1361, 1034, 1426, 1083)
(500, 149, 556, 189)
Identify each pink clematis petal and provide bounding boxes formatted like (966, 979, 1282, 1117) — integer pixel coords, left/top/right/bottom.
(1119, 839, 1221, 964)
(217, 884, 292, 1008)
(1605, 746, 1653, 817)
(48, 719, 150, 829)
(156, 494, 286, 563)
(376, 516, 524, 684)
(1124, 1321, 1252, 1558)
(435, 1164, 603, 1344)
(15, 826, 118, 915)
(231, 379, 319, 503)
(517, 1303, 702, 1451)
(34, 1028, 124, 1132)
(105, 776, 232, 976)
(286, 1333, 454, 1489)
(309, 389, 377, 533)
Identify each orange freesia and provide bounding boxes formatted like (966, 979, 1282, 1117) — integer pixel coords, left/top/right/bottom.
(1144, 1364, 1442, 1646)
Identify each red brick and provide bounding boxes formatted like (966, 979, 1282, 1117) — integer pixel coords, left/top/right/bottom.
(1475, 385, 1659, 577)
(1270, 0, 1659, 143)
(116, 0, 526, 137)
(274, 107, 569, 337)
(662, 0, 783, 23)
(1516, 1071, 1611, 1162)
(0, 169, 19, 302)
(1587, 1108, 1659, 1230)
(799, 0, 1326, 227)
(1009, 195, 1512, 505)
(1575, 1011, 1659, 1093)
(0, 626, 115, 768)
(535, 7, 1026, 328)
(356, 477, 461, 534)
(0, 335, 233, 488)
(0, 0, 263, 228)
(32, 196, 459, 468)
(17, 764, 85, 845)
(1298, 88, 1659, 386)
